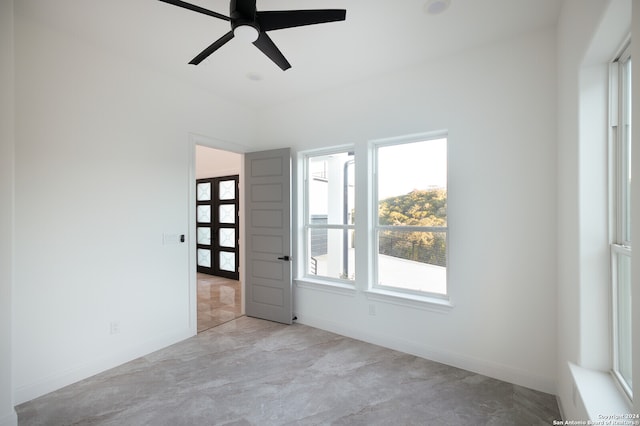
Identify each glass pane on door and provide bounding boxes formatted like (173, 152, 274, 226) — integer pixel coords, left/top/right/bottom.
(219, 180, 236, 200)
(219, 252, 235, 272)
(219, 228, 235, 248)
(197, 206, 211, 223)
(197, 182, 211, 201)
(219, 205, 235, 224)
(197, 227, 211, 245)
(197, 249, 211, 268)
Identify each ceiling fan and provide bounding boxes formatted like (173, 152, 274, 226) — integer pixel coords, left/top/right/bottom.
(158, 0, 347, 71)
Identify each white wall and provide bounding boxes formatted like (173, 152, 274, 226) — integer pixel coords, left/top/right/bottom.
(257, 28, 558, 393)
(0, 1, 17, 424)
(12, 6, 256, 403)
(556, 0, 603, 417)
(195, 146, 241, 179)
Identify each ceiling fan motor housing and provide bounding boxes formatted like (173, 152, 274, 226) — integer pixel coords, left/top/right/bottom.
(230, 0, 258, 31)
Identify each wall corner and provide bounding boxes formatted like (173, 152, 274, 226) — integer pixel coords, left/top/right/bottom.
(0, 410, 17, 426)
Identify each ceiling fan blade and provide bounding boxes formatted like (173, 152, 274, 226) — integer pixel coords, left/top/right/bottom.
(256, 9, 346, 32)
(158, 0, 230, 22)
(253, 32, 291, 71)
(189, 31, 234, 65)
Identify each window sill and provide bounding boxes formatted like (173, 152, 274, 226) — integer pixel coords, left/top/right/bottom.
(569, 362, 632, 421)
(295, 278, 357, 296)
(364, 288, 453, 313)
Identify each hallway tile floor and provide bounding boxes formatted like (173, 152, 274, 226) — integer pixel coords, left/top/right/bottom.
(197, 273, 242, 333)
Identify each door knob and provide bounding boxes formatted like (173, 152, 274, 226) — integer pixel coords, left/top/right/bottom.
(277, 255, 291, 261)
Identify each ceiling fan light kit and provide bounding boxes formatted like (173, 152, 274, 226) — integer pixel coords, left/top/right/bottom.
(158, 0, 347, 71)
(234, 25, 259, 43)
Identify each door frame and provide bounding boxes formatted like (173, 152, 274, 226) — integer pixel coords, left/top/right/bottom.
(188, 133, 251, 335)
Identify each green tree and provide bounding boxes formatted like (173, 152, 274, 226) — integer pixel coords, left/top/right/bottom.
(378, 189, 447, 266)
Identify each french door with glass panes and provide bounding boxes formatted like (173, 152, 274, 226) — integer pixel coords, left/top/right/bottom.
(196, 175, 240, 280)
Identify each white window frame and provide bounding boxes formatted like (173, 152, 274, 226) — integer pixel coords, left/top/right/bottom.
(297, 133, 452, 311)
(301, 147, 356, 287)
(609, 41, 632, 400)
(370, 132, 449, 300)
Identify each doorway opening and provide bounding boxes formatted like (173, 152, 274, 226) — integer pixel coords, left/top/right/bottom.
(195, 145, 244, 333)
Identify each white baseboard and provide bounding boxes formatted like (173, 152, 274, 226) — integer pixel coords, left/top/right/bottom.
(14, 328, 193, 405)
(556, 395, 566, 420)
(296, 312, 556, 395)
(0, 409, 17, 426)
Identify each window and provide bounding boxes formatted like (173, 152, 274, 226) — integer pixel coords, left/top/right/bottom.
(610, 43, 632, 398)
(303, 150, 355, 282)
(299, 133, 449, 304)
(373, 135, 448, 296)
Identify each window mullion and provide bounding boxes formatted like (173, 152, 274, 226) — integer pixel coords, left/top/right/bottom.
(377, 225, 448, 233)
(307, 224, 355, 230)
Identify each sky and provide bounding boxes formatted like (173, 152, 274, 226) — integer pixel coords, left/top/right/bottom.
(377, 138, 447, 200)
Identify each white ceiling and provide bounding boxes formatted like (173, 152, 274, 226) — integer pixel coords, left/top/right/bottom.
(17, 0, 561, 109)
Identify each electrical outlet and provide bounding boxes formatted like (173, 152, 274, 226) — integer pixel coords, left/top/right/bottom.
(368, 304, 376, 316)
(110, 321, 121, 335)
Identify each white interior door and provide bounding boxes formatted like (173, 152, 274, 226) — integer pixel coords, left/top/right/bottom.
(244, 148, 292, 324)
